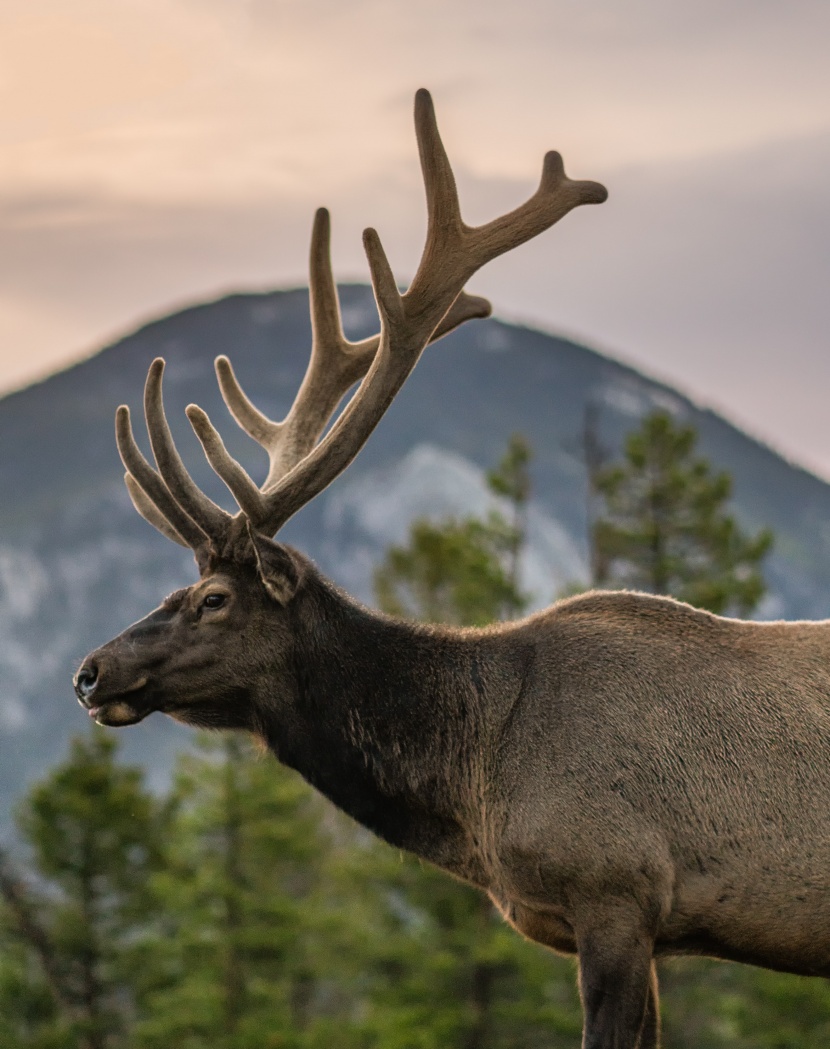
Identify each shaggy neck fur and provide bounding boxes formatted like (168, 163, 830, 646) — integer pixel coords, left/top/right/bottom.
(253, 562, 529, 878)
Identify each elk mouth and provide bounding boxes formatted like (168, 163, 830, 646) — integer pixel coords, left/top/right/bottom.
(87, 698, 149, 728)
(77, 677, 152, 728)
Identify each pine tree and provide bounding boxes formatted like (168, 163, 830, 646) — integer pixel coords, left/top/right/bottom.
(0, 875, 74, 1049)
(135, 733, 356, 1049)
(486, 434, 532, 615)
(0, 730, 168, 1049)
(342, 842, 583, 1049)
(593, 410, 772, 614)
(374, 434, 531, 627)
(373, 517, 526, 627)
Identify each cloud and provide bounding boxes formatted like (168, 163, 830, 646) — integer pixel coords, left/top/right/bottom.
(3, 124, 830, 472)
(521, 127, 830, 474)
(3, 0, 829, 203)
(2, 0, 830, 475)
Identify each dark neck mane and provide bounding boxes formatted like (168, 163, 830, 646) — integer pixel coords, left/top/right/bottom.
(254, 565, 524, 878)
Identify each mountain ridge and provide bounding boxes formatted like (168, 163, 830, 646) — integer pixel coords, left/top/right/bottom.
(1, 284, 828, 816)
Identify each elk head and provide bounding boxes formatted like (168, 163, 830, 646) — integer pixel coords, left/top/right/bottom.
(74, 88, 607, 730)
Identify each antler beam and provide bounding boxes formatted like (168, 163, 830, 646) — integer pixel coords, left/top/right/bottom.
(120, 88, 607, 551)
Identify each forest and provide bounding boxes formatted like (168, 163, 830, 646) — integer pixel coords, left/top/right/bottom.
(2, 414, 827, 1049)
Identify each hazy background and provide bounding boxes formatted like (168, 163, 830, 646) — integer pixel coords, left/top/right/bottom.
(2, 0, 829, 472)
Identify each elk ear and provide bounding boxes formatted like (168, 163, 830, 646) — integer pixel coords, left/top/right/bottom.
(246, 525, 301, 605)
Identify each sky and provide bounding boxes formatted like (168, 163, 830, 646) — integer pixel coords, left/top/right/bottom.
(2, 0, 830, 474)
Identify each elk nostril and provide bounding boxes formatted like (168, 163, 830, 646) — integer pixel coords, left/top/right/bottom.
(75, 663, 99, 702)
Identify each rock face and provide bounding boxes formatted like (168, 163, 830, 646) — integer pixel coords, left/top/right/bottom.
(1, 284, 828, 815)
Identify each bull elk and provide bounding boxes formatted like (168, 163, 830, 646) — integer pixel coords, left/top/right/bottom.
(73, 90, 822, 1049)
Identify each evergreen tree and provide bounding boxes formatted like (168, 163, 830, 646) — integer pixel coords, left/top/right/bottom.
(0, 731, 168, 1049)
(135, 733, 360, 1049)
(344, 843, 583, 1049)
(486, 434, 532, 612)
(659, 957, 830, 1049)
(373, 517, 525, 627)
(375, 434, 531, 627)
(593, 410, 772, 614)
(0, 870, 74, 1049)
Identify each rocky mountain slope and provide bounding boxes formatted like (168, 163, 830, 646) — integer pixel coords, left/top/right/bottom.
(1, 284, 828, 814)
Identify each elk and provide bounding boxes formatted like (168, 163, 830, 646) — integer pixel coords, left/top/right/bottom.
(72, 89, 828, 1049)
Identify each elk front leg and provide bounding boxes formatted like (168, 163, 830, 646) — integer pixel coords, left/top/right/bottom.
(577, 910, 659, 1049)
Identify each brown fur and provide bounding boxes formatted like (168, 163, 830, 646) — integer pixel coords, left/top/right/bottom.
(72, 85, 807, 1049)
(75, 543, 830, 1049)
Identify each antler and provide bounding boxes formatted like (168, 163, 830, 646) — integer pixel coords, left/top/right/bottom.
(213, 206, 491, 491)
(119, 88, 607, 550)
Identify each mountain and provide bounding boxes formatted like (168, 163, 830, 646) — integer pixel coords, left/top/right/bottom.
(1, 284, 829, 816)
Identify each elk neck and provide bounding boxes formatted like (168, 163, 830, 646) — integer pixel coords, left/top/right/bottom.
(252, 559, 531, 879)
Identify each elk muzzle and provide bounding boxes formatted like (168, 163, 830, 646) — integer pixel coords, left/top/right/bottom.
(74, 653, 150, 727)
(74, 661, 99, 703)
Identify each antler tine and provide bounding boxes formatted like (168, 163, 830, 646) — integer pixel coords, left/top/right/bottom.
(213, 207, 347, 453)
(215, 357, 279, 447)
(466, 149, 608, 270)
(247, 89, 606, 536)
(212, 207, 491, 496)
(124, 474, 189, 548)
(307, 207, 357, 368)
(413, 88, 464, 263)
(142, 359, 232, 538)
(115, 404, 207, 548)
(274, 206, 378, 482)
(435, 290, 492, 331)
(185, 404, 271, 528)
(211, 207, 375, 492)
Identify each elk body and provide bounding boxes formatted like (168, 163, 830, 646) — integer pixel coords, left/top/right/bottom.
(71, 92, 825, 1049)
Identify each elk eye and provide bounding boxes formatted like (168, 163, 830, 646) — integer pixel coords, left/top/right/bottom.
(202, 593, 226, 610)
